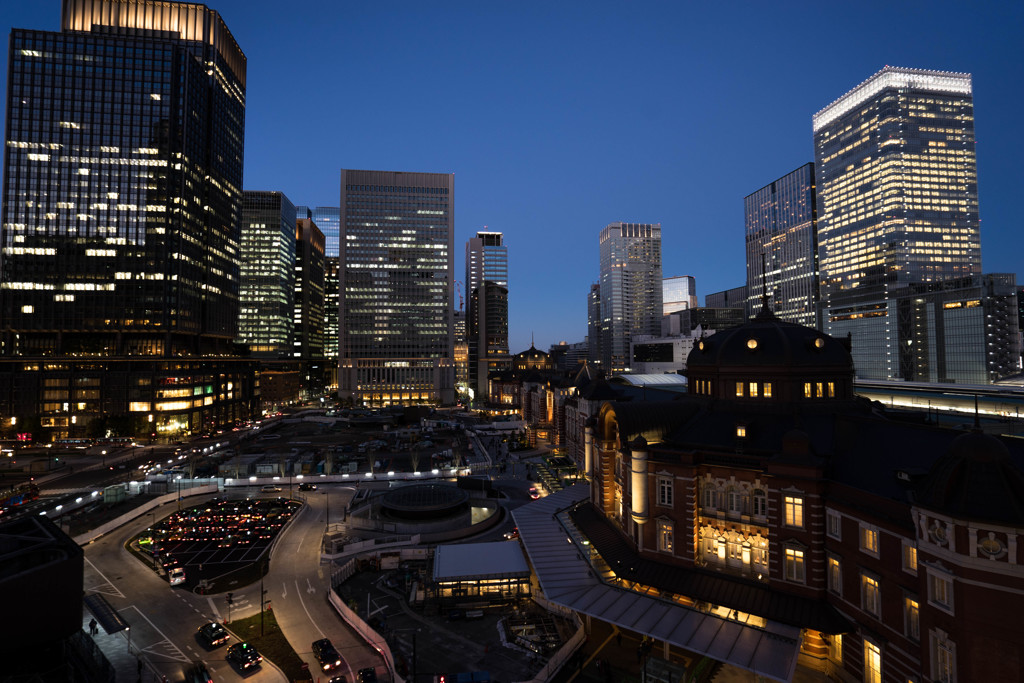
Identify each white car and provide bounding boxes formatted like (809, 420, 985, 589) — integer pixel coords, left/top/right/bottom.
(168, 567, 186, 586)
(260, 485, 282, 493)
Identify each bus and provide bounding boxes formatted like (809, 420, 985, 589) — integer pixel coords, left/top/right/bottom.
(0, 482, 40, 512)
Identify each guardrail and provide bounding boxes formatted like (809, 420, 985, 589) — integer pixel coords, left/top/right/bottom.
(72, 484, 219, 546)
(327, 586, 402, 683)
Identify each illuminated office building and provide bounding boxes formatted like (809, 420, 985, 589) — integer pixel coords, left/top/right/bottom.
(323, 256, 339, 390)
(663, 275, 698, 316)
(239, 192, 296, 357)
(814, 67, 981, 379)
(465, 232, 509, 396)
(294, 218, 325, 398)
(744, 163, 819, 327)
(599, 222, 662, 373)
(338, 170, 455, 405)
(0, 0, 254, 440)
(587, 283, 602, 366)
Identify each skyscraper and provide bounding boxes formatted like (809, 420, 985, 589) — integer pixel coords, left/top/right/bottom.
(599, 222, 662, 373)
(239, 192, 296, 357)
(465, 232, 509, 397)
(294, 217, 325, 398)
(744, 163, 819, 327)
(662, 275, 698, 316)
(0, 0, 253, 440)
(296, 206, 340, 258)
(587, 283, 601, 366)
(338, 170, 455, 405)
(465, 231, 508, 294)
(814, 67, 980, 379)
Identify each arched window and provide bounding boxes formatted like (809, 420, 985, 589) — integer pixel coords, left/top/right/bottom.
(703, 483, 718, 509)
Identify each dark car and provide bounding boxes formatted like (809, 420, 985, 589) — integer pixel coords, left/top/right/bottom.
(184, 661, 213, 683)
(226, 642, 263, 670)
(312, 638, 343, 672)
(357, 668, 378, 683)
(298, 482, 317, 491)
(197, 621, 230, 648)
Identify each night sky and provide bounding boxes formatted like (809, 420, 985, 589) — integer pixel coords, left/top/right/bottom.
(2, 1, 1021, 354)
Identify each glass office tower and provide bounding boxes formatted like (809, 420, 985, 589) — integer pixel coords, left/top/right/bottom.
(338, 170, 455, 405)
(599, 222, 662, 373)
(239, 192, 296, 357)
(465, 232, 509, 395)
(0, 0, 253, 440)
(744, 163, 819, 327)
(814, 67, 980, 379)
(663, 275, 698, 316)
(296, 206, 340, 258)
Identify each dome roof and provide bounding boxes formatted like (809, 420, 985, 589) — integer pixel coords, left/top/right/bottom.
(917, 430, 1024, 525)
(515, 345, 550, 363)
(687, 307, 852, 370)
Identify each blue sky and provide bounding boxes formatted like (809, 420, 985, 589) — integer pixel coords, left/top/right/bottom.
(3, 1, 1021, 354)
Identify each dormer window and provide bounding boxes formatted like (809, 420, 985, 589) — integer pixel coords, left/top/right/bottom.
(736, 425, 747, 438)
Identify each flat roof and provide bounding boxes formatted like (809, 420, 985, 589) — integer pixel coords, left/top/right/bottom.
(433, 541, 530, 581)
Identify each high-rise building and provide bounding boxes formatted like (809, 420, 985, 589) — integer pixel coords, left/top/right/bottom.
(465, 231, 508, 293)
(297, 206, 340, 258)
(467, 281, 510, 399)
(294, 218, 325, 398)
(465, 232, 509, 397)
(239, 192, 296, 357)
(338, 170, 455, 405)
(744, 163, 819, 327)
(599, 223, 662, 373)
(0, 0, 254, 440)
(663, 275, 698, 315)
(705, 286, 748, 310)
(323, 256, 340, 389)
(814, 67, 981, 379)
(587, 283, 602, 366)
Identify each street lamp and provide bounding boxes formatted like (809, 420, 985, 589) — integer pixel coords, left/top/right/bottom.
(175, 475, 182, 510)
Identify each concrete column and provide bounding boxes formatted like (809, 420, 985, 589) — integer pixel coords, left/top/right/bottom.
(584, 418, 595, 479)
(630, 436, 649, 525)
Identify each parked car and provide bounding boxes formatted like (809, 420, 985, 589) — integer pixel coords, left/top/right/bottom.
(503, 527, 519, 540)
(167, 567, 186, 586)
(227, 642, 262, 670)
(298, 482, 317, 491)
(312, 638, 343, 672)
(260, 484, 282, 493)
(357, 668, 378, 683)
(197, 621, 230, 648)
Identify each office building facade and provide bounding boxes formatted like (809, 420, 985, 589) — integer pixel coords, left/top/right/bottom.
(297, 205, 340, 258)
(705, 286, 748, 310)
(587, 283, 602, 366)
(663, 275, 698, 316)
(465, 232, 509, 397)
(239, 192, 296, 356)
(0, 0, 254, 440)
(465, 231, 508, 294)
(338, 170, 455, 405)
(814, 67, 981, 380)
(744, 163, 819, 327)
(323, 256, 339, 389)
(599, 222, 662, 374)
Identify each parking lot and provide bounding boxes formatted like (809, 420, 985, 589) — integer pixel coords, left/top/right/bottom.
(140, 497, 301, 590)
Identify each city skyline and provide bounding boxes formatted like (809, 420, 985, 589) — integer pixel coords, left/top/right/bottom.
(1, 1, 1020, 354)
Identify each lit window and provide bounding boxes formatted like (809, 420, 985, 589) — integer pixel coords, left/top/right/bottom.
(736, 425, 747, 438)
(931, 631, 956, 683)
(748, 382, 758, 397)
(864, 639, 882, 683)
(735, 382, 744, 397)
(657, 476, 673, 507)
(784, 495, 804, 527)
(816, 382, 824, 397)
(928, 570, 954, 614)
(860, 524, 879, 556)
(903, 541, 918, 573)
(905, 597, 920, 640)
(752, 489, 767, 517)
(827, 509, 842, 539)
(828, 556, 841, 594)
(657, 520, 673, 553)
(763, 382, 772, 398)
(861, 574, 880, 616)
(828, 634, 842, 664)
(785, 548, 805, 582)
(828, 381, 835, 397)
(804, 382, 812, 398)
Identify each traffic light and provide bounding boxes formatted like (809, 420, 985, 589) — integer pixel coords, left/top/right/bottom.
(227, 592, 234, 605)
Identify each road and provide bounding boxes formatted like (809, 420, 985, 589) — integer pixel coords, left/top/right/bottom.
(83, 483, 381, 682)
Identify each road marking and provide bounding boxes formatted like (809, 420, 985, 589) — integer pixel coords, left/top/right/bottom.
(281, 582, 288, 599)
(124, 605, 190, 663)
(306, 578, 317, 594)
(295, 580, 325, 639)
(207, 596, 222, 620)
(85, 557, 125, 598)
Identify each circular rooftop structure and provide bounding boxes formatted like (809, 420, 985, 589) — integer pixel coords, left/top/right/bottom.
(381, 483, 470, 520)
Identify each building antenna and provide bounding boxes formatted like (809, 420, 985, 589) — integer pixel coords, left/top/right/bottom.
(531, 331, 535, 349)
